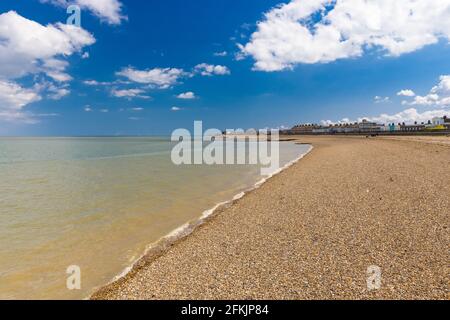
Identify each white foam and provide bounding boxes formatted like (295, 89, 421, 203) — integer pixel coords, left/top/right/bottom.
(87, 143, 313, 299)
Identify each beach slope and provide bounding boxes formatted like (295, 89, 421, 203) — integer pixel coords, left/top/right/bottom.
(93, 136, 449, 300)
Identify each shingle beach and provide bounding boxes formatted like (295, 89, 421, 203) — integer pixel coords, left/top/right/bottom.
(92, 136, 449, 300)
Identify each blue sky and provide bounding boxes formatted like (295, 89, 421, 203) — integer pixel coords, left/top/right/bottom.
(1, 0, 450, 136)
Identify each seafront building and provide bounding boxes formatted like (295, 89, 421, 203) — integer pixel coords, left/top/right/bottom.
(284, 116, 450, 135)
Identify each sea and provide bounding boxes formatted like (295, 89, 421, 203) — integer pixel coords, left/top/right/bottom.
(0, 137, 311, 299)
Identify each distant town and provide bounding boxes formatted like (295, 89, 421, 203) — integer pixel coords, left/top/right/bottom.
(282, 115, 450, 136)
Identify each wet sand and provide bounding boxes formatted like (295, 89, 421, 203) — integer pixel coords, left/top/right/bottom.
(92, 136, 449, 300)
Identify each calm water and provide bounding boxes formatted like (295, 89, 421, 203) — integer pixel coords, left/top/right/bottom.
(0, 137, 310, 299)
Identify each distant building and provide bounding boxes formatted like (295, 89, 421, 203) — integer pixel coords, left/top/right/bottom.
(431, 116, 450, 129)
(387, 123, 401, 132)
(284, 115, 449, 135)
(426, 116, 449, 131)
(444, 116, 450, 130)
(329, 123, 359, 133)
(358, 119, 385, 132)
(312, 127, 331, 134)
(432, 117, 445, 125)
(290, 124, 318, 134)
(401, 123, 426, 132)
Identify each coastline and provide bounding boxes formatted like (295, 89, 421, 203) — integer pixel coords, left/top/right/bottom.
(92, 136, 449, 300)
(88, 143, 314, 299)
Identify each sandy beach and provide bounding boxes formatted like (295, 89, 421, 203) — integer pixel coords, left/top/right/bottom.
(92, 136, 449, 300)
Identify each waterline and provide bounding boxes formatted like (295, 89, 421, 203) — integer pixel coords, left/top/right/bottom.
(0, 137, 311, 299)
(89, 144, 313, 299)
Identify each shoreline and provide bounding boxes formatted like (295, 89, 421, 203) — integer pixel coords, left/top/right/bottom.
(92, 136, 449, 300)
(89, 144, 314, 299)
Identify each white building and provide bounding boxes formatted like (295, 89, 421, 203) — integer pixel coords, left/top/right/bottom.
(432, 117, 445, 125)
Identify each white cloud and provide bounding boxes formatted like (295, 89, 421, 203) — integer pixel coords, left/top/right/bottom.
(320, 118, 352, 126)
(116, 64, 230, 89)
(83, 80, 101, 85)
(361, 108, 450, 124)
(0, 11, 95, 122)
(177, 91, 196, 99)
(47, 71, 73, 82)
(214, 51, 228, 57)
(0, 11, 95, 80)
(100, 108, 109, 113)
(0, 80, 42, 122)
(42, 58, 73, 82)
(322, 107, 450, 125)
(171, 106, 182, 111)
(397, 89, 415, 97)
(194, 63, 230, 76)
(84, 105, 92, 112)
(48, 87, 70, 100)
(111, 88, 151, 99)
(374, 96, 390, 103)
(77, 0, 126, 25)
(410, 94, 440, 106)
(234, 51, 246, 61)
(240, 0, 450, 71)
(320, 119, 335, 126)
(431, 75, 450, 93)
(83, 79, 116, 86)
(40, 0, 126, 25)
(81, 52, 90, 59)
(402, 75, 450, 106)
(116, 67, 185, 89)
(33, 80, 71, 101)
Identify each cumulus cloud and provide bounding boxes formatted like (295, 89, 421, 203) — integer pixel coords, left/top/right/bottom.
(410, 94, 440, 106)
(322, 108, 450, 126)
(116, 67, 185, 89)
(320, 118, 352, 126)
(116, 64, 230, 89)
(111, 88, 151, 99)
(194, 63, 231, 76)
(0, 80, 42, 123)
(240, 0, 450, 71)
(363, 108, 450, 124)
(47, 71, 73, 82)
(374, 96, 390, 103)
(0, 11, 95, 80)
(214, 51, 228, 57)
(48, 87, 70, 100)
(403, 75, 450, 106)
(40, 0, 126, 25)
(397, 89, 416, 97)
(83, 80, 102, 85)
(0, 11, 95, 122)
(177, 91, 196, 99)
(430, 74, 450, 93)
(32, 80, 72, 101)
(83, 79, 118, 86)
(322, 75, 450, 126)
